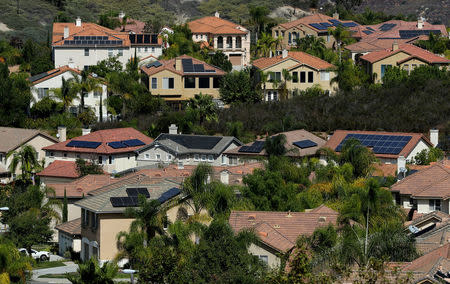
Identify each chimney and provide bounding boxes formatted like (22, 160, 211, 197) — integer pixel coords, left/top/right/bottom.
(430, 129, 439, 147)
(333, 12, 339, 20)
(75, 17, 82, 27)
(118, 11, 125, 19)
(82, 128, 91, 136)
(397, 156, 407, 179)
(392, 41, 399, 51)
(282, 49, 288, 58)
(57, 126, 66, 142)
(63, 26, 69, 39)
(169, 124, 178, 134)
(417, 17, 424, 29)
(175, 58, 182, 71)
(215, 11, 220, 18)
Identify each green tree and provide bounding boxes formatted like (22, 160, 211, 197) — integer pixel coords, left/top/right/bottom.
(30, 97, 63, 118)
(255, 32, 277, 57)
(287, 237, 312, 284)
(75, 158, 103, 177)
(220, 68, 261, 104)
(207, 51, 232, 72)
(414, 147, 444, 165)
(124, 197, 165, 240)
(186, 93, 218, 124)
(62, 189, 68, 223)
(264, 134, 287, 157)
(295, 36, 326, 59)
(182, 163, 214, 217)
(0, 239, 32, 283)
(382, 66, 409, 87)
(339, 138, 377, 178)
(328, 25, 351, 62)
(248, 5, 270, 40)
(51, 76, 79, 112)
(331, 59, 369, 92)
(67, 258, 118, 284)
(7, 145, 42, 183)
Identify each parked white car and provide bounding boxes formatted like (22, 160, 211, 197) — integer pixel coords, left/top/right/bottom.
(18, 248, 50, 261)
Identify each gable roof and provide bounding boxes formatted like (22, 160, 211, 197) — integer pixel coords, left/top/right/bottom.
(0, 127, 58, 154)
(136, 133, 242, 156)
(37, 160, 79, 179)
(360, 44, 450, 64)
(324, 130, 433, 159)
(113, 17, 146, 34)
(224, 129, 326, 158)
(252, 51, 335, 71)
(42, 127, 153, 155)
(402, 243, 450, 274)
(390, 162, 450, 199)
(188, 16, 247, 35)
(229, 206, 339, 253)
(345, 38, 416, 53)
(52, 22, 130, 47)
(46, 174, 117, 198)
(55, 218, 81, 236)
(140, 54, 226, 77)
(276, 13, 358, 32)
(28, 66, 82, 85)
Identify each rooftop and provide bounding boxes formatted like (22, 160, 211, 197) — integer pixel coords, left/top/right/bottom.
(28, 66, 82, 85)
(113, 17, 146, 34)
(46, 174, 117, 198)
(188, 15, 247, 35)
(252, 51, 335, 71)
(55, 218, 81, 236)
(37, 160, 79, 179)
(276, 13, 359, 32)
(0, 127, 58, 154)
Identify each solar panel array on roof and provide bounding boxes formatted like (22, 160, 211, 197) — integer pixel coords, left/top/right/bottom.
(126, 188, 150, 198)
(238, 141, 265, 153)
(293, 140, 318, 149)
(342, 22, 358, 27)
(129, 34, 159, 44)
(66, 140, 101, 149)
(110, 196, 139, 207)
(320, 22, 333, 27)
(335, 134, 412, 155)
(329, 19, 342, 26)
(399, 30, 441, 39)
(146, 61, 162, 68)
(309, 23, 328, 30)
(379, 23, 397, 31)
(122, 139, 146, 147)
(158, 188, 181, 204)
(64, 40, 123, 46)
(161, 134, 221, 150)
(181, 59, 216, 73)
(107, 141, 127, 149)
(363, 30, 374, 35)
(74, 36, 108, 41)
(29, 69, 60, 83)
(367, 27, 375, 31)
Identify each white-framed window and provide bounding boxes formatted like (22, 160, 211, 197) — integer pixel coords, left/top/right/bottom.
(167, 154, 172, 161)
(151, 78, 157, 89)
(37, 88, 49, 99)
(98, 156, 103, 164)
(429, 199, 441, 212)
(138, 47, 141, 52)
(208, 155, 213, 162)
(108, 155, 113, 164)
(93, 90, 101, 98)
(221, 155, 226, 165)
(258, 255, 268, 264)
(152, 47, 155, 52)
(201, 155, 206, 161)
(118, 48, 123, 56)
(144, 47, 148, 52)
(194, 154, 199, 161)
(108, 48, 113, 57)
(162, 77, 174, 89)
(84, 48, 89, 56)
(156, 154, 161, 160)
(229, 157, 237, 165)
(320, 71, 330, 81)
(145, 153, 150, 159)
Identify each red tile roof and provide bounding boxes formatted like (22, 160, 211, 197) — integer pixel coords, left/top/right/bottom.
(188, 16, 247, 35)
(252, 51, 335, 71)
(37, 160, 79, 179)
(42, 127, 153, 155)
(345, 38, 416, 53)
(229, 206, 339, 253)
(360, 44, 450, 64)
(114, 18, 146, 34)
(140, 54, 226, 77)
(402, 243, 450, 273)
(55, 218, 81, 236)
(46, 174, 117, 198)
(277, 13, 357, 32)
(324, 130, 433, 159)
(52, 22, 130, 47)
(28, 66, 81, 85)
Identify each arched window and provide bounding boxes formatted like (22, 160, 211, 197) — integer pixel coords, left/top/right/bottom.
(236, 36, 242, 48)
(226, 36, 232, 48)
(288, 32, 292, 44)
(217, 36, 223, 49)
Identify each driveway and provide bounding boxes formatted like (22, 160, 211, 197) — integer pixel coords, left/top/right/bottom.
(30, 261, 77, 283)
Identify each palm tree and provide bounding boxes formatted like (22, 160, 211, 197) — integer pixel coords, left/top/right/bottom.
(125, 197, 166, 241)
(84, 75, 103, 120)
(328, 25, 350, 62)
(339, 138, 377, 178)
(0, 241, 32, 283)
(51, 77, 79, 112)
(67, 258, 118, 284)
(182, 163, 214, 218)
(249, 6, 269, 42)
(256, 33, 276, 57)
(279, 69, 292, 100)
(259, 70, 269, 100)
(7, 145, 41, 182)
(186, 93, 218, 124)
(264, 134, 287, 157)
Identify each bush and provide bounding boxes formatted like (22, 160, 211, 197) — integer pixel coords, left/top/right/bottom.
(30, 97, 63, 118)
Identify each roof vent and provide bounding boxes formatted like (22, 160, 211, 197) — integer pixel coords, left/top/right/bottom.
(286, 211, 292, 218)
(318, 216, 327, 223)
(273, 224, 280, 229)
(248, 214, 256, 221)
(258, 231, 268, 237)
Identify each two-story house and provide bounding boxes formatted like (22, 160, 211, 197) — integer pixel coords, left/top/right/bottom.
(140, 55, 226, 108)
(52, 17, 131, 70)
(360, 43, 450, 82)
(252, 50, 337, 100)
(135, 124, 243, 167)
(28, 65, 108, 120)
(188, 12, 250, 68)
(41, 127, 153, 174)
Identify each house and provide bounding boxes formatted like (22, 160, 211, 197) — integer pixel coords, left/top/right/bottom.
(229, 205, 339, 268)
(359, 43, 450, 82)
(140, 55, 226, 108)
(390, 161, 450, 215)
(74, 177, 190, 263)
(135, 124, 243, 168)
(42, 127, 153, 174)
(322, 129, 435, 167)
(252, 50, 337, 101)
(52, 17, 131, 70)
(37, 160, 81, 184)
(28, 66, 108, 120)
(224, 129, 326, 162)
(0, 127, 58, 183)
(271, 13, 360, 50)
(56, 218, 81, 256)
(188, 12, 250, 68)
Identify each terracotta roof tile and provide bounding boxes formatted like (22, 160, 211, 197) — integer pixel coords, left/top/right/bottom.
(229, 206, 339, 252)
(360, 44, 450, 64)
(46, 174, 117, 198)
(114, 18, 146, 34)
(402, 243, 450, 273)
(188, 16, 247, 35)
(42, 127, 153, 155)
(252, 51, 335, 71)
(278, 13, 334, 30)
(323, 129, 433, 159)
(55, 218, 81, 236)
(37, 160, 79, 179)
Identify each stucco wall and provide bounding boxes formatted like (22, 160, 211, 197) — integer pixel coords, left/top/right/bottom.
(272, 25, 335, 49)
(53, 47, 131, 70)
(406, 139, 431, 162)
(132, 46, 163, 60)
(248, 243, 281, 269)
(99, 214, 134, 261)
(370, 51, 410, 83)
(58, 231, 81, 256)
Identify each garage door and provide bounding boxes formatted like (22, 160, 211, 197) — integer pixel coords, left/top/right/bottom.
(228, 54, 242, 66)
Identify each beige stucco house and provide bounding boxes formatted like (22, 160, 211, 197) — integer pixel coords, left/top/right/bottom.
(252, 50, 337, 100)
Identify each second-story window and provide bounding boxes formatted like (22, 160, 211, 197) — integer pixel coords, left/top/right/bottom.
(151, 78, 157, 89)
(308, 71, 314, 83)
(199, 77, 210, 88)
(184, 77, 195, 88)
(84, 48, 89, 56)
(292, 72, 298, 83)
(213, 77, 221, 88)
(118, 48, 123, 56)
(236, 36, 242, 48)
(162, 77, 174, 89)
(98, 155, 103, 164)
(37, 88, 49, 99)
(226, 36, 232, 48)
(217, 36, 223, 49)
(108, 155, 113, 164)
(300, 71, 306, 83)
(108, 48, 113, 57)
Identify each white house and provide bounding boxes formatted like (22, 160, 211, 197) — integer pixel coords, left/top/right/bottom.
(28, 66, 108, 121)
(135, 124, 243, 167)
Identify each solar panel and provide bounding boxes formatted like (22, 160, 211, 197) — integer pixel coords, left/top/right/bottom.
(329, 19, 342, 26)
(126, 188, 150, 198)
(293, 140, 318, 149)
(238, 141, 265, 153)
(379, 23, 396, 31)
(309, 23, 328, 30)
(108, 141, 127, 149)
(342, 22, 358, 27)
(110, 196, 139, 207)
(193, 64, 205, 72)
(122, 139, 146, 147)
(367, 27, 375, 31)
(158, 188, 181, 204)
(320, 22, 333, 27)
(182, 59, 194, 72)
(204, 69, 216, 73)
(162, 134, 221, 150)
(335, 134, 412, 155)
(146, 61, 162, 68)
(66, 140, 101, 149)
(399, 30, 441, 39)
(363, 30, 373, 35)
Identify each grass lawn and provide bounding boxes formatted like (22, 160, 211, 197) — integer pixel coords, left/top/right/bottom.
(38, 272, 132, 279)
(33, 261, 66, 269)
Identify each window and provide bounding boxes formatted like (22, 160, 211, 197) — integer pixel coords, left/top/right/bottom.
(63, 153, 67, 158)
(217, 36, 223, 48)
(76, 154, 80, 159)
(128, 154, 130, 160)
(156, 154, 161, 160)
(300, 71, 306, 83)
(292, 72, 298, 83)
(37, 88, 49, 99)
(236, 36, 242, 48)
(380, 64, 392, 78)
(94, 90, 101, 98)
(152, 47, 155, 52)
(308, 71, 313, 83)
(258, 255, 268, 264)
(199, 77, 210, 88)
(138, 47, 141, 52)
(201, 155, 206, 161)
(108, 48, 113, 57)
(144, 47, 148, 52)
(194, 154, 199, 161)
(229, 157, 238, 165)
(403, 64, 409, 72)
(327, 34, 330, 42)
(84, 48, 89, 56)
(412, 64, 417, 69)
(226, 36, 232, 48)
(145, 153, 150, 159)
(162, 77, 174, 89)
(429, 200, 441, 212)
(98, 156, 103, 164)
(167, 154, 172, 161)
(196, 35, 199, 39)
(221, 155, 226, 165)
(213, 77, 221, 88)
(185, 77, 195, 88)
(208, 155, 213, 162)
(320, 71, 330, 81)
(275, 31, 279, 37)
(288, 32, 292, 44)
(108, 155, 113, 164)
(274, 72, 281, 82)
(118, 48, 123, 56)
(151, 78, 157, 89)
